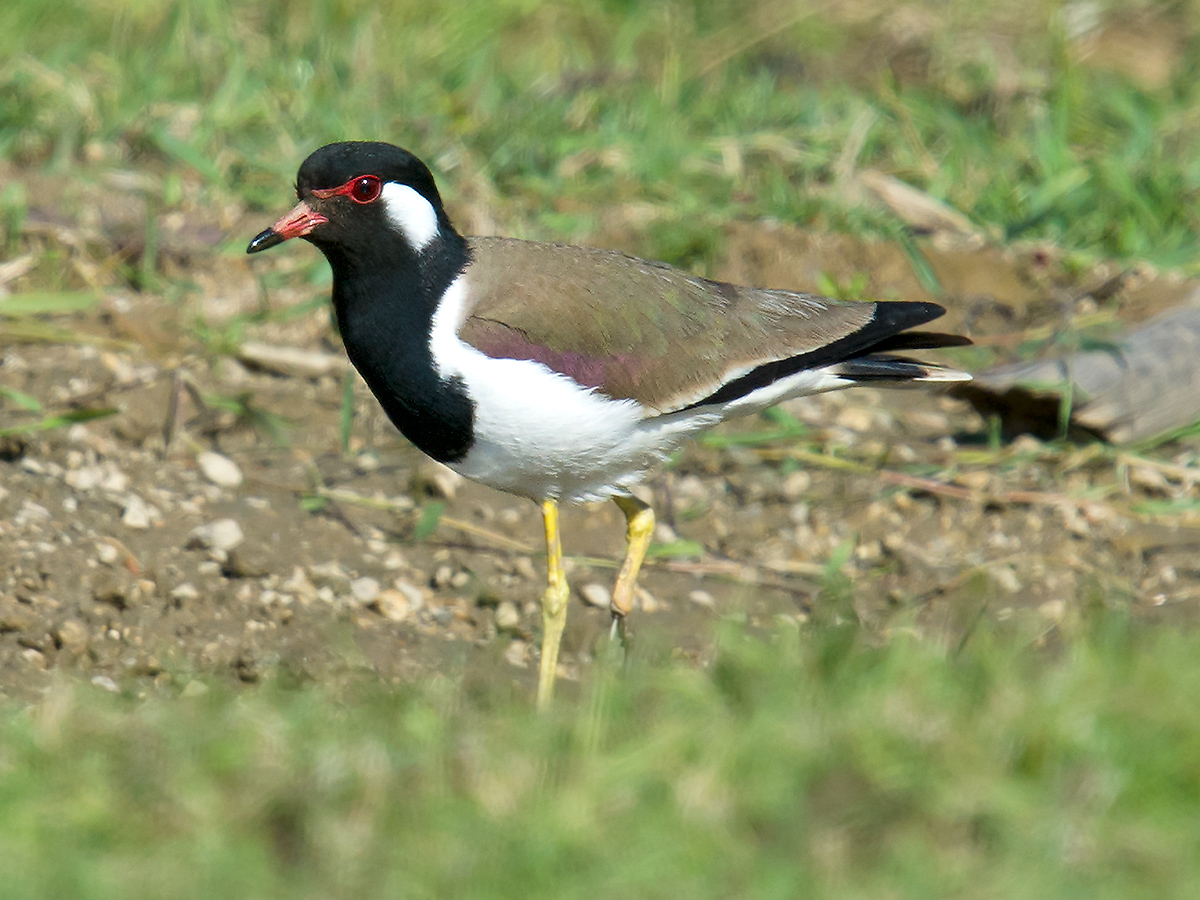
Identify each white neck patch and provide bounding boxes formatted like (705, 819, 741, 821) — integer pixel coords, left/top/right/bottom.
(381, 182, 439, 251)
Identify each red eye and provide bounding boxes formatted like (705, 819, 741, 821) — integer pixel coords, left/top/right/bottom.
(349, 175, 381, 203)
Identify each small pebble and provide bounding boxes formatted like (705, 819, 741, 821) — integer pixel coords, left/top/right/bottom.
(578, 582, 612, 610)
(91, 675, 120, 693)
(636, 586, 660, 613)
(282, 568, 319, 603)
(392, 579, 427, 613)
(64, 465, 103, 491)
(370, 589, 411, 622)
(504, 639, 531, 668)
(956, 470, 991, 492)
(990, 566, 1021, 594)
(121, 494, 157, 529)
(413, 462, 464, 500)
(17, 499, 52, 525)
(170, 583, 201, 602)
(238, 341, 344, 378)
(55, 618, 90, 652)
(350, 576, 381, 604)
(495, 600, 522, 634)
(513, 557, 538, 581)
(688, 590, 716, 609)
(1039, 599, 1068, 624)
(197, 451, 244, 488)
(187, 518, 244, 553)
(1129, 465, 1168, 493)
(21, 648, 46, 669)
(781, 470, 812, 500)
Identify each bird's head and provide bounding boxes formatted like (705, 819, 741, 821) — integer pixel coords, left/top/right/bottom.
(247, 141, 451, 261)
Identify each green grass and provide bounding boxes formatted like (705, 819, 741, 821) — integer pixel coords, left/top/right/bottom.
(4, 0, 1200, 273)
(3, 615, 1199, 899)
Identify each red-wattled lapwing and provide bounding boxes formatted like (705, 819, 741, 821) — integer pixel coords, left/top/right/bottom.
(247, 141, 971, 707)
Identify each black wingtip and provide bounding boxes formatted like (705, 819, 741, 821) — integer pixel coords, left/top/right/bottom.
(868, 331, 973, 353)
(872, 300, 946, 330)
(684, 299, 965, 410)
(246, 228, 284, 254)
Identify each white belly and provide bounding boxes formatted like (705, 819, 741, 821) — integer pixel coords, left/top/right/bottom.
(446, 351, 719, 502)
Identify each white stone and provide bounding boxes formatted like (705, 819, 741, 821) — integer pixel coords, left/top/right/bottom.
(504, 640, 531, 669)
(350, 576, 381, 604)
(370, 589, 411, 621)
(413, 461, 464, 500)
(635, 586, 660, 613)
(170, 582, 201, 602)
(238, 341, 344, 378)
(121, 494, 157, 529)
(186, 518, 244, 552)
(197, 451, 243, 488)
(282, 567, 319, 604)
(102, 465, 129, 494)
(495, 600, 522, 633)
(21, 648, 46, 669)
(578, 582, 612, 609)
(65, 465, 104, 491)
(91, 675, 120, 693)
(392, 579, 426, 613)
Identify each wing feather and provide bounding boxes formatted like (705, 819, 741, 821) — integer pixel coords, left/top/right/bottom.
(456, 237, 946, 413)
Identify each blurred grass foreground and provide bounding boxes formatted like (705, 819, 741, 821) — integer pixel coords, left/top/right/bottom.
(4, 0, 1200, 897)
(4, 618, 1200, 899)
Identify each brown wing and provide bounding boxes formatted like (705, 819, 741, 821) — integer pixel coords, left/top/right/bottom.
(456, 237, 932, 413)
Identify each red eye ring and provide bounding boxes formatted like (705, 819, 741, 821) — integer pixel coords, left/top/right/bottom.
(311, 174, 382, 204)
(349, 175, 381, 204)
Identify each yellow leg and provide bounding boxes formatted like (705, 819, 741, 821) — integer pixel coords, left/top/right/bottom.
(611, 494, 655, 622)
(537, 498, 570, 709)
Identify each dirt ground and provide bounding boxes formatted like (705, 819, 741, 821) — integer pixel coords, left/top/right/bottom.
(3, 177, 1200, 704)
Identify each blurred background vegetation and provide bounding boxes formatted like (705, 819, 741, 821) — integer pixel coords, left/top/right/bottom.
(4, 0, 1200, 268)
(3, 0, 1200, 897)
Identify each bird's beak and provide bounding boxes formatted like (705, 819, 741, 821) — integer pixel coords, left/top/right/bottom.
(246, 200, 329, 254)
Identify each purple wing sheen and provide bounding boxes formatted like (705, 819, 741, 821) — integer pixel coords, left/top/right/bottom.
(463, 322, 651, 395)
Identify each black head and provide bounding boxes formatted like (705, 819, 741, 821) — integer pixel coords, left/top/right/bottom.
(246, 141, 457, 262)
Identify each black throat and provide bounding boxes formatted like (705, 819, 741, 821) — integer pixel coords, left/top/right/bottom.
(323, 232, 476, 463)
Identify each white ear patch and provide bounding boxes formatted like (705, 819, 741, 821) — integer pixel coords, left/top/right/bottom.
(381, 182, 439, 251)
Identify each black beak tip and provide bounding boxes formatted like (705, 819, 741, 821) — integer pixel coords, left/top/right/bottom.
(246, 228, 284, 254)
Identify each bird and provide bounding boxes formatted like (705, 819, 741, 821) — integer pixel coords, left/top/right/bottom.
(247, 140, 971, 707)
